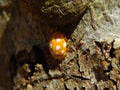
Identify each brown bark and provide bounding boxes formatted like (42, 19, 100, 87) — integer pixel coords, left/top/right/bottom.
(0, 0, 120, 90)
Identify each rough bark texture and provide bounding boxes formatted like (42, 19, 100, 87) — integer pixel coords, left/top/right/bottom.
(0, 0, 120, 90)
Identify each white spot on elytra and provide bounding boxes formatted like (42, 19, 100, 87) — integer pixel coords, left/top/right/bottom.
(56, 39, 61, 42)
(61, 50, 65, 54)
(56, 45, 60, 50)
(63, 42, 66, 47)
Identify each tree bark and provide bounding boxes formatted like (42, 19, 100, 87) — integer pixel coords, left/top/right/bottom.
(0, 0, 120, 90)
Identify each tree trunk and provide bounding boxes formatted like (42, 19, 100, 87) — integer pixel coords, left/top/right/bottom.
(0, 0, 120, 90)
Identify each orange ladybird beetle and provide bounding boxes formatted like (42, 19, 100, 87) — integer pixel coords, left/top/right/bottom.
(49, 32, 67, 59)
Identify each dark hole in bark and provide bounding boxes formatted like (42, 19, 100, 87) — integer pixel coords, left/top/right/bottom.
(64, 83, 70, 90)
(109, 40, 115, 58)
(31, 46, 50, 76)
(95, 41, 103, 53)
(109, 46, 115, 58)
(103, 88, 110, 90)
(10, 45, 50, 79)
(104, 63, 113, 73)
(81, 87, 85, 90)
